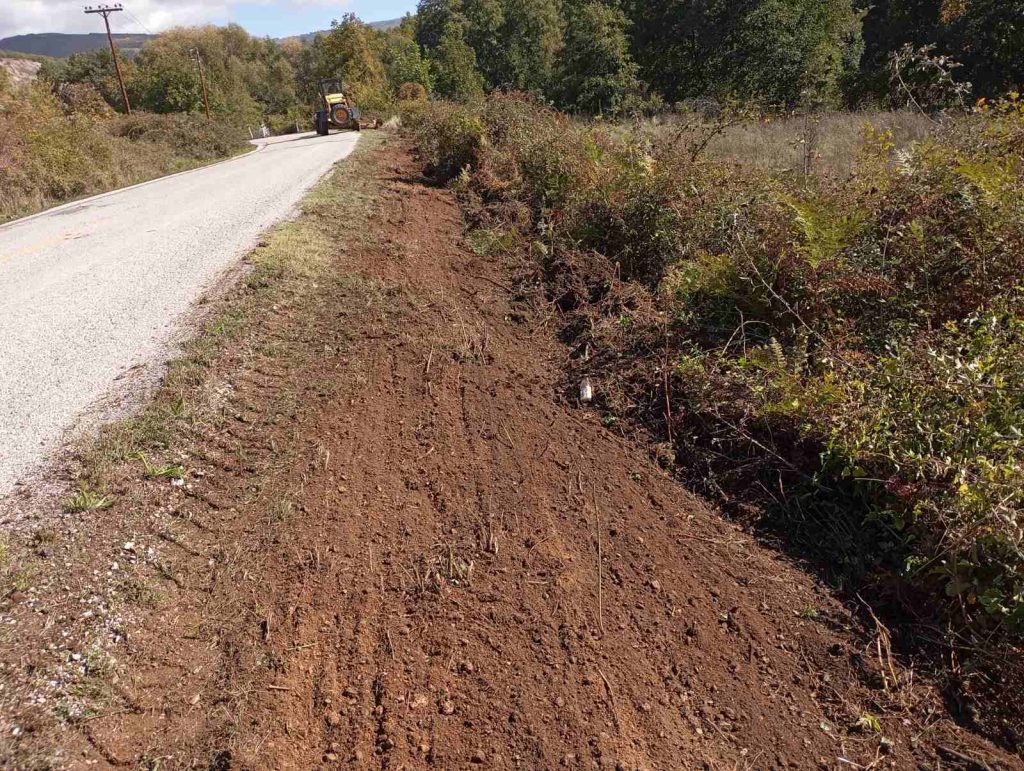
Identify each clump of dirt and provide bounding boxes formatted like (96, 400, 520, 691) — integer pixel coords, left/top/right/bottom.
(0, 137, 1019, 770)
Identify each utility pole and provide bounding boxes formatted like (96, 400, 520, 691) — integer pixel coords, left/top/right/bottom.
(189, 47, 212, 120)
(84, 4, 131, 115)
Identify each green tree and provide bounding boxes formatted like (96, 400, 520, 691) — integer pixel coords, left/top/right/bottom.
(628, 0, 862, 107)
(287, 34, 330, 104)
(942, 0, 1024, 97)
(496, 0, 563, 92)
(416, 0, 564, 95)
(430, 24, 486, 100)
(852, 0, 1022, 102)
(555, 2, 644, 113)
(730, 0, 864, 106)
(627, 0, 746, 102)
(416, 0, 465, 50)
(321, 14, 389, 109)
(379, 26, 433, 93)
(127, 25, 296, 119)
(854, 0, 944, 101)
(461, 0, 505, 86)
(40, 48, 137, 111)
(132, 40, 206, 113)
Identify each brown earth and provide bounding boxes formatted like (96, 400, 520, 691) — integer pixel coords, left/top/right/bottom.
(0, 134, 1019, 770)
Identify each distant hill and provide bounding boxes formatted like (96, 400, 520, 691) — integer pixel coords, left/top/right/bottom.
(0, 33, 154, 59)
(369, 18, 404, 31)
(284, 17, 404, 45)
(0, 18, 404, 59)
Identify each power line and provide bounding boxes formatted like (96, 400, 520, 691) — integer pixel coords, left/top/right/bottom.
(83, 5, 132, 115)
(121, 7, 155, 36)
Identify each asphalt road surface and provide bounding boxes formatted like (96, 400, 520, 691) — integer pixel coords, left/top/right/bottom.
(0, 130, 361, 498)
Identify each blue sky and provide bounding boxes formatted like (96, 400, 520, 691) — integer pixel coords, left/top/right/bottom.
(1, 1, 419, 40)
(229, 1, 417, 38)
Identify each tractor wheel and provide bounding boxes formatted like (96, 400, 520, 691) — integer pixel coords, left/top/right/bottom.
(315, 112, 328, 136)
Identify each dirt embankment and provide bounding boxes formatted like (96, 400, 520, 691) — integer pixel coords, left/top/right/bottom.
(0, 135, 1019, 769)
(0, 58, 42, 87)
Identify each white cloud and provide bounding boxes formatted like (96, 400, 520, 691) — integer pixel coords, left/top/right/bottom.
(2, 1, 225, 38)
(0, 0, 352, 40)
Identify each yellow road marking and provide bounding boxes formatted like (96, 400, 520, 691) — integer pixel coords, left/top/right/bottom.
(0, 231, 89, 266)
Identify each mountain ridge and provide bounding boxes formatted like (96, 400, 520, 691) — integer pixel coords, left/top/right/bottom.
(0, 18, 403, 59)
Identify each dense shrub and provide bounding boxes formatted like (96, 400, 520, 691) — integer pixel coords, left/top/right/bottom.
(265, 109, 306, 136)
(408, 93, 1024, 635)
(0, 82, 247, 222)
(404, 100, 485, 182)
(397, 81, 428, 102)
(109, 112, 247, 158)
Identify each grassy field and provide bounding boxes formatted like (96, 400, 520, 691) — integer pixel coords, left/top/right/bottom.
(699, 110, 934, 178)
(601, 109, 936, 179)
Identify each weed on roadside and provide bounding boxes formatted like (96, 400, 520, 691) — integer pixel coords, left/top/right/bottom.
(0, 536, 32, 596)
(63, 487, 115, 513)
(436, 545, 475, 587)
(134, 452, 186, 480)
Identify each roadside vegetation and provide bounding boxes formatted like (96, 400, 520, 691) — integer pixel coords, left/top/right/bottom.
(405, 92, 1024, 650)
(4, 0, 1021, 708)
(0, 73, 247, 221)
(378, 0, 1024, 658)
(5, 0, 1018, 219)
(0, 19, 425, 219)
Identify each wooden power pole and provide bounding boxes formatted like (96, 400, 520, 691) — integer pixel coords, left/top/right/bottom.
(190, 48, 212, 120)
(84, 4, 132, 115)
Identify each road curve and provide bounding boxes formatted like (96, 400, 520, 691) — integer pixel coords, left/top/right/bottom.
(0, 130, 361, 498)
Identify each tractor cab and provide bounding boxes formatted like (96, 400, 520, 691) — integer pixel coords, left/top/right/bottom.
(318, 78, 347, 107)
(314, 77, 361, 135)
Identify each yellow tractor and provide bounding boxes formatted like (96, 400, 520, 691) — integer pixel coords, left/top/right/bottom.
(314, 78, 361, 135)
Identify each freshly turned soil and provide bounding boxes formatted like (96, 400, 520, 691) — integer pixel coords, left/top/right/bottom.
(0, 138, 1018, 770)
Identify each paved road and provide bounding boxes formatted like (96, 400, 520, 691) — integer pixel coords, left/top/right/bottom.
(0, 130, 361, 498)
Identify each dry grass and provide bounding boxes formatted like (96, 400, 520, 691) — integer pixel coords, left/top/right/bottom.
(648, 110, 935, 178)
(0, 84, 249, 222)
(75, 132, 388, 490)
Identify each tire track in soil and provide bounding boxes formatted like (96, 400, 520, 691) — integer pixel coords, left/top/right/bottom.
(222, 143, 1020, 770)
(198, 142, 1017, 769)
(4, 138, 1016, 769)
